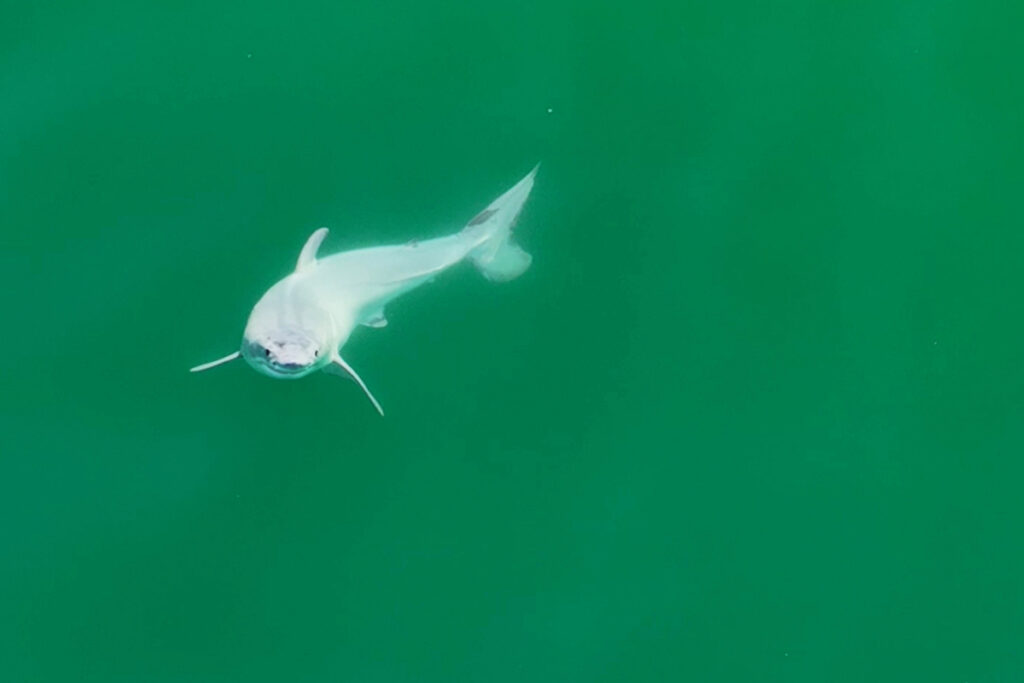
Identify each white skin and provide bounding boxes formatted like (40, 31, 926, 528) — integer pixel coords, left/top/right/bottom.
(192, 166, 538, 415)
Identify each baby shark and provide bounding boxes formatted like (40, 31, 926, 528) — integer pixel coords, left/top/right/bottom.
(191, 166, 539, 415)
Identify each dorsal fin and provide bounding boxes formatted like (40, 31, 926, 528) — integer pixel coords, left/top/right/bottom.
(296, 227, 329, 272)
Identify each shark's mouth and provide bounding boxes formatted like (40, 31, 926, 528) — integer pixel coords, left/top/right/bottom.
(242, 336, 321, 379)
(246, 354, 315, 379)
(266, 359, 308, 375)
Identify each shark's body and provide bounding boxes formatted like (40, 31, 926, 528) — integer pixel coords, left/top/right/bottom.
(192, 166, 538, 414)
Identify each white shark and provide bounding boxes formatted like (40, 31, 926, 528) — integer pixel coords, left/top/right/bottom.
(191, 165, 539, 415)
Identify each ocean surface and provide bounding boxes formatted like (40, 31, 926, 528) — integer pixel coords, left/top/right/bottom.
(2, 1, 1023, 681)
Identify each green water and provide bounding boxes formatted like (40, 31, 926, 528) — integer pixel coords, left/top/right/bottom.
(3, 1, 1023, 681)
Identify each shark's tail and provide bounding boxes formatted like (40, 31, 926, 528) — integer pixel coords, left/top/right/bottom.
(465, 165, 538, 282)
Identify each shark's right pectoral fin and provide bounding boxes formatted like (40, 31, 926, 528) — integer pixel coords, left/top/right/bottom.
(190, 351, 241, 373)
(327, 354, 385, 416)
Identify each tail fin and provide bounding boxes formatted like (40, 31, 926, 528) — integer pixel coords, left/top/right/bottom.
(465, 165, 538, 282)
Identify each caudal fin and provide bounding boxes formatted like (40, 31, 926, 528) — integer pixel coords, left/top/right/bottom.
(465, 165, 538, 282)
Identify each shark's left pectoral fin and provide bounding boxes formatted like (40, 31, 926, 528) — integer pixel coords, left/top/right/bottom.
(190, 351, 240, 373)
(296, 227, 329, 272)
(328, 354, 385, 416)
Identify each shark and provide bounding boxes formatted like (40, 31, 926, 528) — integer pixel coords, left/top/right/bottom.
(191, 165, 539, 415)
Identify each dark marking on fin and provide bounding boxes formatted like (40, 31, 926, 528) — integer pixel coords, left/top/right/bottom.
(468, 208, 498, 226)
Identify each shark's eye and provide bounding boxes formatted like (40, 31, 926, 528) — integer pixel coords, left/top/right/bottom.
(263, 348, 271, 358)
(314, 350, 319, 357)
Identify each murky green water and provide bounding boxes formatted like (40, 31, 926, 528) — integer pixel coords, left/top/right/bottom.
(3, 1, 1023, 681)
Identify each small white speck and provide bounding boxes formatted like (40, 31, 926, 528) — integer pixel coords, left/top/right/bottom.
(546, 107, 553, 113)
(247, 53, 253, 59)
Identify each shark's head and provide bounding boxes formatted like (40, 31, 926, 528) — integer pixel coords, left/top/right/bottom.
(239, 273, 340, 380)
(242, 327, 331, 379)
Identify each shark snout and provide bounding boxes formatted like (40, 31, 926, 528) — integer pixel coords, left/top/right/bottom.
(242, 330, 324, 379)
(270, 342, 315, 366)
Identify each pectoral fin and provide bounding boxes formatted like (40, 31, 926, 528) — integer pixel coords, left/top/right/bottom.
(362, 310, 388, 328)
(190, 351, 240, 372)
(328, 354, 385, 416)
